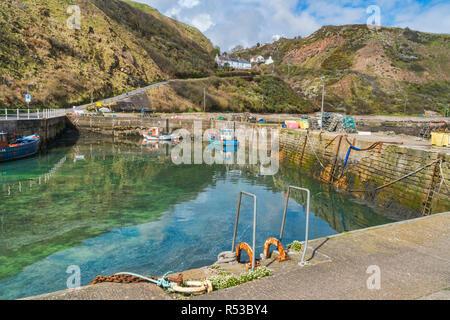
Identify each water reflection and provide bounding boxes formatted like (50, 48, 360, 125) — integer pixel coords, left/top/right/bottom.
(0, 133, 392, 299)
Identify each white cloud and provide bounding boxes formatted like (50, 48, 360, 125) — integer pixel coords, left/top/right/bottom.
(135, 0, 450, 51)
(272, 35, 282, 41)
(190, 13, 215, 32)
(178, 0, 200, 9)
(393, 3, 450, 35)
(166, 6, 181, 19)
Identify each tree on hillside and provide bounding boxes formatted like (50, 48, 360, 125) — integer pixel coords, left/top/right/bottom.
(231, 45, 244, 53)
(212, 46, 221, 57)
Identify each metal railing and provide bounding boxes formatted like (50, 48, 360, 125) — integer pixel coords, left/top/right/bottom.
(232, 191, 258, 270)
(0, 108, 72, 120)
(279, 186, 311, 266)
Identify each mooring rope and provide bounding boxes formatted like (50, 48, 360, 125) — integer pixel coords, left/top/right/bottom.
(302, 132, 446, 196)
(347, 159, 443, 193)
(306, 132, 382, 182)
(436, 160, 450, 196)
(305, 133, 327, 170)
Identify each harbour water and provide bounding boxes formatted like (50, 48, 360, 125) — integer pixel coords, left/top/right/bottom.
(0, 133, 393, 299)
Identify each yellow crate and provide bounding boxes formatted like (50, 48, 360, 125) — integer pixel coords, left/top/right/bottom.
(431, 132, 449, 147)
(295, 119, 309, 130)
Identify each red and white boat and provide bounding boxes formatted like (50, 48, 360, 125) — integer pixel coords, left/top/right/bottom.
(141, 127, 180, 141)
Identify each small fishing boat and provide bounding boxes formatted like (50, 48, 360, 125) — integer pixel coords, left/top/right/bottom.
(142, 127, 180, 141)
(209, 129, 239, 147)
(0, 132, 40, 162)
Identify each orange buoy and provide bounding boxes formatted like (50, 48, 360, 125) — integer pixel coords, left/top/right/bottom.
(236, 242, 259, 268)
(263, 238, 289, 262)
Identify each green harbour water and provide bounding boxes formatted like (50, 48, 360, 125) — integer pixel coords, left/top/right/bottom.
(0, 133, 393, 299)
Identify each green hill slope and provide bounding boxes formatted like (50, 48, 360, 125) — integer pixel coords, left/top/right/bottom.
(0, 0, 214, 108)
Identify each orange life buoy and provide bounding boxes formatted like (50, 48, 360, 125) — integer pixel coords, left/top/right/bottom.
(236, 242, 259, 268)
(263, 238, 289, 262)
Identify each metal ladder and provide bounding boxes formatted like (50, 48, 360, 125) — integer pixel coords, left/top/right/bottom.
(279, 186, 311, 266)
(422, 157, 442, 216)
(231, 191, 258, 270)
(230, 186, 311, 269)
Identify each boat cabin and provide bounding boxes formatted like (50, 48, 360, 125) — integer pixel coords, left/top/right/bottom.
(147, 127, 159, 137)
(220, 129, 234, 141)
(0, 132, 8, 148)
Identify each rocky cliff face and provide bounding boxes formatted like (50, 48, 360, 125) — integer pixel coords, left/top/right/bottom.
(0, 0, 214, 108)
(233, 25, 450, 115)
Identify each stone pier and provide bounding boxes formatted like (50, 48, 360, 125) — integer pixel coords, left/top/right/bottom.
(0, 116, 70, 148)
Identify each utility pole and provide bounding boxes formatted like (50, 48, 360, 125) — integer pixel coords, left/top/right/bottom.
(404, 94, 408, 114)
(203, 87, 206, 112)
(320, 77, 325, 130)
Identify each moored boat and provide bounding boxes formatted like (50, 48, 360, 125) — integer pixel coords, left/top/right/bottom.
(0, 133, 41, 162)
(142, 127, 180, 141)
(209, 129, 239, 147)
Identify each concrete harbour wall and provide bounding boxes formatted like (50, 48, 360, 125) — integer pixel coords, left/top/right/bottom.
(279, 130, 450, 219)
(0, 116, 69, 147)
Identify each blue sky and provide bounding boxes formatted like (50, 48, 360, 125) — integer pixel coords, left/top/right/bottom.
(135, 0, 450, 50)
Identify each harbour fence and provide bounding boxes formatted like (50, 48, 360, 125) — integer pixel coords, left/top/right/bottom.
(0, 108, 73, 120)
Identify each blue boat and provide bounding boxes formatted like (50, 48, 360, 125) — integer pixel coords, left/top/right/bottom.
(209, 129, 239, 147)
(0, 133, 41, 162)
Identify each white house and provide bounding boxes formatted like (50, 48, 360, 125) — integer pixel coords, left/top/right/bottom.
(265, 56, 274, 65)
(215, 55, 252, 70)
(250, 55, 265, 64)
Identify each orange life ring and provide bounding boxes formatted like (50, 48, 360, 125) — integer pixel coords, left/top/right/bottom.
(236, 242, 259, 268)
(263, 238, 289, 262)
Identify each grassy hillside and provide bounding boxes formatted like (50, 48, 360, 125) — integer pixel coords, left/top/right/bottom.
(232, 25, 450, 115)
(0, 0, 214, 109)
(143, 75, 311, 113)
(123, 0, 213, 54)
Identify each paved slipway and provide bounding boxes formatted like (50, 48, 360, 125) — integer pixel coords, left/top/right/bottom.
(196, 212, 450, 300)
(26, 212, 449, 300)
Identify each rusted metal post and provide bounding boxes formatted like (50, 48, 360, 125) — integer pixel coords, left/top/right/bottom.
(329, 135, 343, 183)
(299, 134, 308, 169)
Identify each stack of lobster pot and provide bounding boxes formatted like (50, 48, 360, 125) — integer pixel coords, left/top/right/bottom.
(307, 112, 357, 133)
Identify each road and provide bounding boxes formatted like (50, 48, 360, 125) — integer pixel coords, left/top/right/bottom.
(74, 81, 169, 110)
